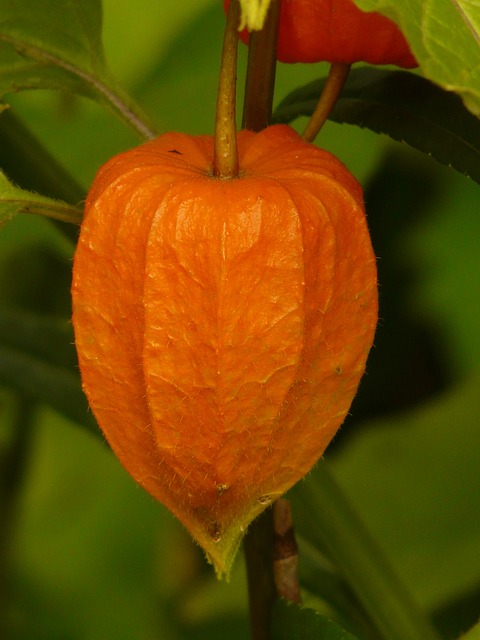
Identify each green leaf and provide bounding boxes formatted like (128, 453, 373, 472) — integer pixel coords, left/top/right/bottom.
(0, 110, 85, 204)
(0, 0, 156, 139)
(351, 0, 480, 116)
(329, 374, 480, 611)
(460, 620, 480, 640)
(0, 0, 105, 98)
(405, 169, 480, 376)
(0, 307, 97, 433)
(0, 110, 85, 244)
(274, 68, 480, 184)
(290, 463, 441, 640)
(0, 169, 83, 225)
(9, 408, 170, 640)
(271, 600, 360, 640)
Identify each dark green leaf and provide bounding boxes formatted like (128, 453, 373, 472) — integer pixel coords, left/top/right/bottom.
(351, 0, 480, 116)
(0, 110, 85, 204)
(0, 110, 84, 243)
(0, 308, 76, 370)
(0, 42, 95, 96)
(0, 307, 98, 434)
(290, 463, 441, 640)
(271, 600, 360, 640)
(328, 375, 480, 612)
(274, 68, 480, 184)
(459, 619, 480, 640)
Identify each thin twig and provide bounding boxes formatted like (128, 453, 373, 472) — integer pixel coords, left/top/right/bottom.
(302, 62, 351, 143)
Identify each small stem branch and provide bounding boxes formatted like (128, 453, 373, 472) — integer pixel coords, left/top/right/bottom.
(213, 0, 241, 178)
(244, 509, 277, 640)
(302, 62, 351, 143)
(19, 201, 83, 225)
(95, 82, 157, 142)
(242, 0, 282, 132)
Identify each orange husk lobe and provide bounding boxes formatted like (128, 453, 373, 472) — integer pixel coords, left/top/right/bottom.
(224, 0, 417, 67)
(71, 125, 378, 576)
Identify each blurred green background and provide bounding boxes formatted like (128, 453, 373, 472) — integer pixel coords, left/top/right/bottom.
(1, 1, 479, 639)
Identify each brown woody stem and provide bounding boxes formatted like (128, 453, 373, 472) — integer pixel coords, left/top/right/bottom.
(244, 510, 277, 640)
(302, 62, 351, 143)
(272, 498, 301, 604)
(242, 0, 282, 131)
(213, 0, 241, 178)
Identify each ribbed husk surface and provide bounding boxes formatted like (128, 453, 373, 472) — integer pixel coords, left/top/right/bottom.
(71, 125, 378, 576)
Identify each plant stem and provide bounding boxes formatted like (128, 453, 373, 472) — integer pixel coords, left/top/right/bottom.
(302, 62, 351, 143)
(240, 4, 282, 639)
(93, 80, 158, 142)
(244, 510, 277, 640)
(17, 200, 83, 225)
(242, 0, 282, 131)
(290, 460, 442, 640)
(272, 498, 301, 604)
(213, 0, 241, 179)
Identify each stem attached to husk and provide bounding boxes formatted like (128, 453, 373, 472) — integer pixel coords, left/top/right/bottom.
(244, 513, 277, 640)
(302, 62, 351, 143)
(213, 0, 241, 178)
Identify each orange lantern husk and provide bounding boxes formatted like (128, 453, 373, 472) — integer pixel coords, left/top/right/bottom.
(71, 124, 378, 577)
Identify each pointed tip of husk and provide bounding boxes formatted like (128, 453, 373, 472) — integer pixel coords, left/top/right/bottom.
(188, 498, 279, 579)
(199, 526, 245, 581)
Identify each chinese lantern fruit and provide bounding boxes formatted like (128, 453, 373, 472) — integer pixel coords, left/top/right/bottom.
(225, 0, 417, 67)
(71, 124, 378, 576)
